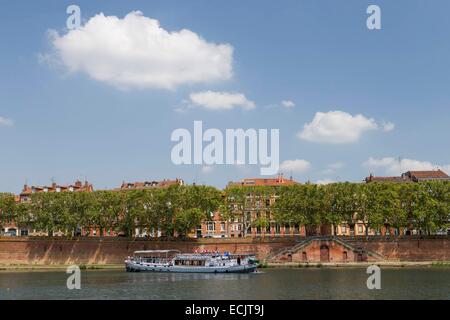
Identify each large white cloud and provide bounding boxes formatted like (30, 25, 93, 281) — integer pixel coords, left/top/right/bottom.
(189, 91, 255, 111)
(49, 11, 233, 90)
(298, 111, 379, 144)
(0, 117, 13, 126)
(363, 157, 450, 175)
(279, 159, 311, 173)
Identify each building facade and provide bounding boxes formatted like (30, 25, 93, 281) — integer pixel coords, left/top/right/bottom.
(201, 175, 306, 238)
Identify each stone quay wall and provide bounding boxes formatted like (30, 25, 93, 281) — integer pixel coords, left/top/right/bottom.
(0, 236, 449, 265)
(0, 237, 296, 265)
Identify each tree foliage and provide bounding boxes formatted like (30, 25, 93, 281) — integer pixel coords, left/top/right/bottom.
(1, 181, 449, 237)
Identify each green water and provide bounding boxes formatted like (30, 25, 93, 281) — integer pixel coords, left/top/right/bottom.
(0, 268, 449, 299)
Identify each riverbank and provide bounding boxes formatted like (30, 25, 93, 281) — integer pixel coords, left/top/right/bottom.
(0, 264, 124, 272)
(2, 260, 450, 272)
(266, 261, 450, 268)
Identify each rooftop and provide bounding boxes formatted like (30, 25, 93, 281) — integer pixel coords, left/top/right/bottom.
(228, 174, 299, 187)
(119, 178, 184, 190)
(20, 180, 94, 196)
(366, 169, 450, 183)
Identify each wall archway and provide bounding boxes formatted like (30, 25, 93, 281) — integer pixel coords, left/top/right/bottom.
(320, 245, 330, 262)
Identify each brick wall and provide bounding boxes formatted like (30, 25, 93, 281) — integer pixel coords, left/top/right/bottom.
(0, 237, 297, 265)
(0, 237, 449, 265)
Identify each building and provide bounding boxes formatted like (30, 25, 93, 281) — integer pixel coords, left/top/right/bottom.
(20, 180, 94, 202)
(227, 176, 298, 187)
(365, 169, 450, 183)
(19, 180, 94, 236)
(118, 178, 184, 237)
(201, 175, 305, 238)
(119, 178, 184, 190)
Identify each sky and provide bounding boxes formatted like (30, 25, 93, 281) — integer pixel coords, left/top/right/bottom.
(1, 0, 450, 193)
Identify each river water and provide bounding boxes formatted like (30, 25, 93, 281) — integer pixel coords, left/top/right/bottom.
(0, 268, 449, 300)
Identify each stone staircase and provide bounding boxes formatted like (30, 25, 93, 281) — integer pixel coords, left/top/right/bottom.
(265, 236, 385, 263)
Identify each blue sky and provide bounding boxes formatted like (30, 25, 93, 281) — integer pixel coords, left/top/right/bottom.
(1, 0, 450, 193)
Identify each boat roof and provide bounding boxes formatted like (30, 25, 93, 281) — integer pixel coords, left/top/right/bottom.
(133, 250, 180, 254)
(175, 254, 211, 260)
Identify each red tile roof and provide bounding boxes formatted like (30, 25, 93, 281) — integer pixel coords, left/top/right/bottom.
(119, 179, 184, 190)
(228, 175, 299, 187)
(406, 170, 450, 180)
(366, 170, 450, 183)
(20, 181, 94, 196)
(365, 175, 409, 183)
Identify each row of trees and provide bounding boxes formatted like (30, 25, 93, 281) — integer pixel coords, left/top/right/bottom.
(224, 181, 450, 236)
(0, 185, 222, 237)
(1, 181, 449, 237)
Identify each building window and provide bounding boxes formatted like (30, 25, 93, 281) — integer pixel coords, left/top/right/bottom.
(358, 225, 363, 234)
(341, 225, 347, 234)
(220, 223, 225, 232)
(20, 229, 29, 236)
(207, 222, 215, 232)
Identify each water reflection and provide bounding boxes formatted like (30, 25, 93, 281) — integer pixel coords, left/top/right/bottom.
(126, 272, 252, 283)
(1, 268, 449, 300)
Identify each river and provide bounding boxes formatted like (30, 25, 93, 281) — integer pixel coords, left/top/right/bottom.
(0, 268, 449, 299)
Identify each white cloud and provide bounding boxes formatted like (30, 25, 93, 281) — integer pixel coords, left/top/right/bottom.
(316, 179, 335, 185)
(189, 91, 255, 111)
(0, 117, 13, 126)
(298, 111, 378, 144)
(279, 159, 311, 173)
(363, 157, 450, 175)
(382, 121, 395, 132)
(49, 11, 233, 90)
(281, 100, 295, 108)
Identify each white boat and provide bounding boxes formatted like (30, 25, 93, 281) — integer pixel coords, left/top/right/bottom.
(125, 250, 258, 273)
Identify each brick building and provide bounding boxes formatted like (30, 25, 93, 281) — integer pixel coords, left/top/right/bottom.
(119, 178, 184, 190)
(118, 178, 184, 238)
(365, 169, 450, 183)
(10, 180, 94, 236)
(201, 175, 306, 238)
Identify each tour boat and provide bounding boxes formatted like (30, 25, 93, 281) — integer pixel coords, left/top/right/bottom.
(125, 250, 258, 273)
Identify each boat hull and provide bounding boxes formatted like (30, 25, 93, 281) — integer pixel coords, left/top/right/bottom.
(125, 262, 257, 273)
